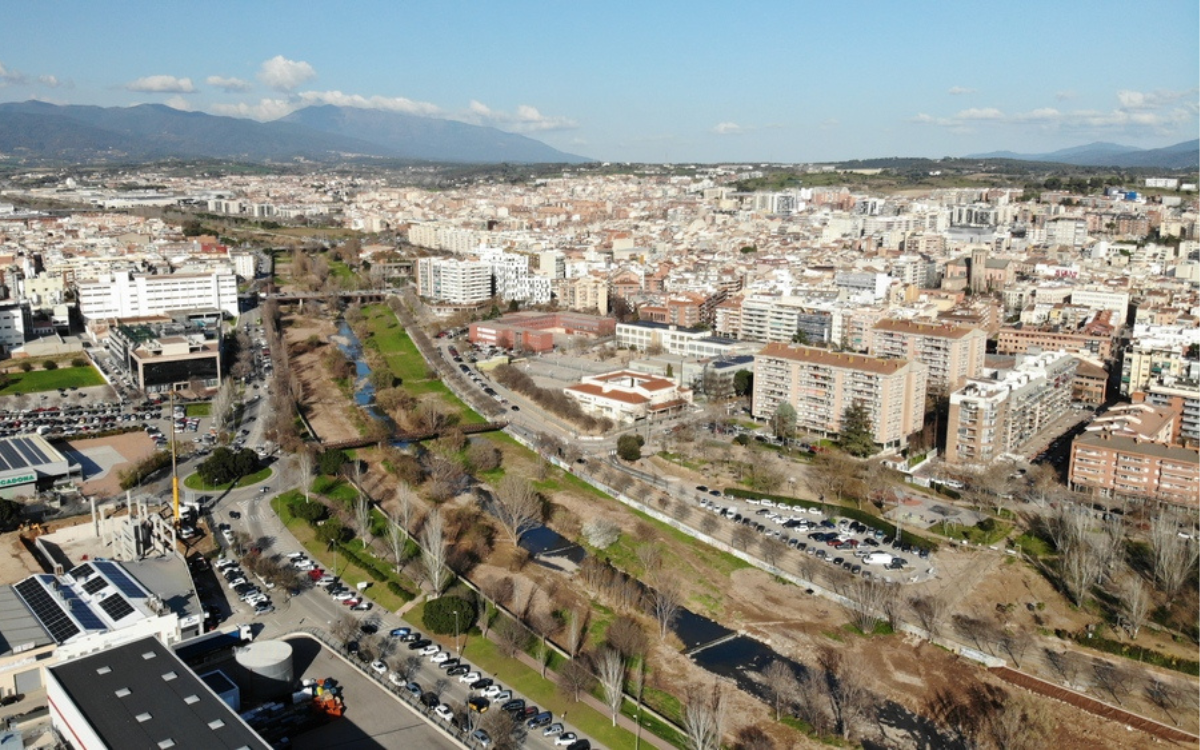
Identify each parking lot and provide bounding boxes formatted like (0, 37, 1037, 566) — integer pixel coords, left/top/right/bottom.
(693, 487, 937, 583)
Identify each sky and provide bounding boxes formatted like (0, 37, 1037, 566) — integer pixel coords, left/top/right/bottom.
(1, 1, 1197, 163)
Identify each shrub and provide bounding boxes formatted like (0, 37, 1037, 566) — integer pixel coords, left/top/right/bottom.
(71, 357, 88, 368)
(317, 449, 348, 476)
(19, 362, 32, 372)
(424, 596, 474, 635)
(42, 360, 58, 371)
(292, 499, 328, 523)
(617, 434, 643, 461)
(582, 518, 621, 549)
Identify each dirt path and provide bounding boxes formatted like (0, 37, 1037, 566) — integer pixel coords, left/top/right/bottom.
(285, 315, 362, 444)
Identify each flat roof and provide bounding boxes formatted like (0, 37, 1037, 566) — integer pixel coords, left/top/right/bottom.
(873, 318, 979, 339)
(49, 636, 269, 750)
(758, 342, 910, 376)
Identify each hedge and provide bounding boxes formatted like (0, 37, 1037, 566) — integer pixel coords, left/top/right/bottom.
(1057, 630, 1200, 676)
(723, 487, 938, 552)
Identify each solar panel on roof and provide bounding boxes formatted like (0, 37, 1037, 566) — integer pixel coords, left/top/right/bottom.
(16, 437, 50, 464)
(70, 563, 96, 581)
(0, 442, 24, 470)
(0, 448, 10, 472)
(94, 560, 146, 598)
(61, 588, 106, 631)
(15, 578, 81, 643)
(98, 595, 135, 621)
(83, 577, 109, 595)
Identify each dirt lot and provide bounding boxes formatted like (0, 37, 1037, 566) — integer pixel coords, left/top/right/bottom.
(65, 431, 158, 498)
(284, 314, 362, 444)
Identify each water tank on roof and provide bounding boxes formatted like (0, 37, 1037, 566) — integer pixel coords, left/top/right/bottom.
(235, 639, 293, 700)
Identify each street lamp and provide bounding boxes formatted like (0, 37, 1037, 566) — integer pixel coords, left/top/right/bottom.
(453, 609, 461, 656)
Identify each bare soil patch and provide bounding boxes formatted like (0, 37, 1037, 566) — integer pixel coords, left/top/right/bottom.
(285, 315, 362, 444)
(66, 431, 158, 498)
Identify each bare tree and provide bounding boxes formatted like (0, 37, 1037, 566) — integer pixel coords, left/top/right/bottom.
(1060, 536, 1102, 606)
(211, 378, 237, 433)
(478, 706, 524, 750)
(420, 509, 450, 595)
(558, 657, 596, 703)
(804, 451, 858, 504)
(908, 594, 947, 637)
(848, 579, 889, 634)
(494, 616, 530, 658)
(394, 482, 418, 538)
(1149, 508, 1199, 597)
(330, 614, 358, 647)
(819, 647, 875, 741)
(298, 449, 314, 502)
(1119, 573, 1152, 639)
(795, 668, 833, 736)
(987, 692, 1051, 750)
(353, 491, 372, 547)
(582, 518, 621, 548)
(1092, 659, 1138, 707)
(731, 525, 755, 552)
(636, 543, 663, 573)
(762, 661, 799, 721)
(491, 475, 543, 545)
(998, 628, 1034, 668)
(597, 648, 626, 727)
(648, 572, 683, 641)
(386, 513, 409, 570)
(682, 682, 727, 750)
(606, 615, 648, 661)
(565, 608, 588, 657)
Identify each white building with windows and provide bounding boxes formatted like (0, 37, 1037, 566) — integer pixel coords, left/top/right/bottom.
(565, 370, 692, 424)
(77, 271, 238, 321)
(415, 257, 493, 304)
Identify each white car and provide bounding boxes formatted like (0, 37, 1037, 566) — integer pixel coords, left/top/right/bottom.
(429, 651, 451, 664)
(492, 690, 512, 702)
(481, 684, 503, 698)
(284, 551, 306, 560)
(388, 672, 405, 686)
(457, 671, 482, 684)
(419, 645, 441, 656)
(543, 723, 565, 737)
(554, 734, 579, 747)
(433, 705, 454, 722)
(369, 660, 387, 675)
(332, 590, 357, 601)
(225, 577, 247, 589)
(316, 575, 337, 586)
(244, 593, 269, 605)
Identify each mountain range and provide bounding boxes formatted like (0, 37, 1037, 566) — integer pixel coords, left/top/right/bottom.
(0, 101, 590, 164)
(967, 139, 1198, 169)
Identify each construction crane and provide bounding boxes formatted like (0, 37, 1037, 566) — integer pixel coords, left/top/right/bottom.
(169, 390, 180, 526)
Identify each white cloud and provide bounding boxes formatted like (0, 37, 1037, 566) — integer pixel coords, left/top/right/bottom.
(206, 75, 252, 93)
(1055, 90, 1076, 101)
(461, 100, 579, 132)
(163, 96, 194, 112)
(955, 107, 1005, 121)
(210, 98, 295, 121)
(911, 89, 1198, 136)
(0, 61, 28, 87)
(948, 86, 976, 96)
(299, 90, 442, 116)
(125, 75, 196, 93)
(37, 74, 61, 88)
(257, 56, 316, 91)
(712, 121, 743, 135)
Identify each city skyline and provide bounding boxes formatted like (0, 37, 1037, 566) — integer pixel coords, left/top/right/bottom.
(1, 0, 1197, 163)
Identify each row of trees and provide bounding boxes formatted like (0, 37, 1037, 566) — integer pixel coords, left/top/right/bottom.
(491, 364, 613, 433)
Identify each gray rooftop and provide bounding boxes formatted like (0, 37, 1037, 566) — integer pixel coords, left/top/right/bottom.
(49, 636, 269, 750)
(0, 586, 53, 656)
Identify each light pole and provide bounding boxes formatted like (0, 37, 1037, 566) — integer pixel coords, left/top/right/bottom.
(453, 609, 461, 656)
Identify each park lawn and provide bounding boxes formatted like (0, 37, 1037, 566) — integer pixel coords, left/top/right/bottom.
(183, 466, 273, 491)
(329, 259, 355, 281)
(311, 476, 358, 504)
(269, 493, 413, 612)
(0, 366, 106, 395)
(186, 403, 212, 417)
(459, 637, 663, 750)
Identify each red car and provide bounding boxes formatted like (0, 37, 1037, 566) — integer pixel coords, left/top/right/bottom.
(343, 597, 362, 607)
(307, 568, 325, 581)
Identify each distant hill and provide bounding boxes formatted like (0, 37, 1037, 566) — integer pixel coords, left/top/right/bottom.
(279, 105, 589, 164)
(0, 101, 590, 165)
(967, 139, 1198, 169)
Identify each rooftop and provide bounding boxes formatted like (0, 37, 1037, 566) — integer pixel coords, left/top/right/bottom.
(873, 318, 979, 340)
(758, 343, 911, 376)
(49, 636, 269, 750)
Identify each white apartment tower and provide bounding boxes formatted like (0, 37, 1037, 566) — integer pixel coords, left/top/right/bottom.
(77, 271, 239, 321)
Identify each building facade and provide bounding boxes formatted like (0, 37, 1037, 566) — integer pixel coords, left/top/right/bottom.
(945, 351, 1078, 464)
(415, 256, 493, 304)
(1069, 433, 1199, 508)
(752, 344, 927, 450)
(868, 318, 986, 393)
(77, 271, 239, 321)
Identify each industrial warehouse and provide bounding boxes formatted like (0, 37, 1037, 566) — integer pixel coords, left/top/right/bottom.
(0, 434, 76, 499)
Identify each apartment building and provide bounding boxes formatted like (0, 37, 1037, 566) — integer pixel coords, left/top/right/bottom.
(76, 270, 239, 321)
(1070, 287, 1131, 320)
(1069, 433, 1199, 508)
(1142, 382, 1200, 447)
(752, 344, 927, 450)
(995, 325, 1114, 360)
(415, 256, 493, 304)
(554, 273, 609, 314)
(869, 319, 986, 393)
(945, 350, 1078, 464)
(481, 248, 552, 305)
(1120, 332, 1198, 396)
